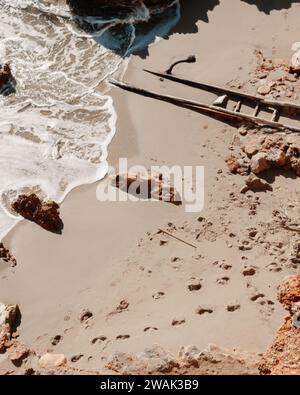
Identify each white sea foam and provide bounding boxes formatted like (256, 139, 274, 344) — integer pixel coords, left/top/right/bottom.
(0, 0, 180, 239)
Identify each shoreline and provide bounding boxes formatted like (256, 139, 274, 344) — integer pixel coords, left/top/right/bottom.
(1, 0, 300, 374)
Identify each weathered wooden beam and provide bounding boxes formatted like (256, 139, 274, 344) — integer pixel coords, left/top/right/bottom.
(110, 79, 300, 133)
(143, 69, 300, 113)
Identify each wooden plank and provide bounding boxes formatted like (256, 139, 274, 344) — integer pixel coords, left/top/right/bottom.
(234, 100, 242, 113)
(272, 108, 279, 122)
(143, 69, 300, 113)
(110, 79, 300, 133)
(253, 103, 260, 117)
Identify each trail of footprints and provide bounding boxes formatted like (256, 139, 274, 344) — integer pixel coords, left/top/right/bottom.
(46, 215, 289, 365)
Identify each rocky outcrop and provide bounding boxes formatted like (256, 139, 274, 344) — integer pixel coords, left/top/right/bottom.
(0, 303, 32, 367)
(11, 194, 63, 234)
(259, 275, 300, 374)
(67, 0, 174, 17)
(226, 134, 300, 192)
(105, 344, 259, 375)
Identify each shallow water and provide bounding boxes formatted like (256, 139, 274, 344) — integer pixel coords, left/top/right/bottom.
(0, 0, 180, 238)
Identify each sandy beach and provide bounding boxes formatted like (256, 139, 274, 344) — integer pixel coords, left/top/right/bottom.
(1, 0, 300, 375)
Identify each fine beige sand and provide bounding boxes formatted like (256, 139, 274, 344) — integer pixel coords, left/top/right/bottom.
(1, 0, 300, 374)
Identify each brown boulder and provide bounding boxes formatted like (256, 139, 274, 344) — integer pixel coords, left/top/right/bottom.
(11, 194, 63, 233)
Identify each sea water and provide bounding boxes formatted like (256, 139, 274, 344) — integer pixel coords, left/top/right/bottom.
(0, 0, 180, 238)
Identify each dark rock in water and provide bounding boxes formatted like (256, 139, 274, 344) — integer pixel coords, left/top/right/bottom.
(0, 64, 15, 95)
(0, 65, 11, 87)
(11, 194, 63, 234)
(67, 0, 174, 17)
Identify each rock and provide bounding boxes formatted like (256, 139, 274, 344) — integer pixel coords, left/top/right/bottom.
(0, 64, 12, 91)
(257, 83, 273, 95)
(0, 304, 21, 331)
(243, 140, 261, 158)
(244, 174, 273, 192)
(11, 194, 63, 233)
(7, 342, 31, 366)
(106, 344, 259, 375)
(0, 304, 21, 354)
(38, 353, 67, 369)
(278, 275, 300, 311)
(225, 154, 250, 175)
(67, 0, 174, 18)
(140, 345, 179, 374)
(0, 325, 10, 353)
(259, 275, 300, 374)
(178, 345, 201, 366)
(250, 152, 271, 174)
(114, 172, 182, 206)
(187, 277, 202, 291)
(0, 243, 17, 267)
(266, 149, 286, 166)
(292, 312, 300, 328)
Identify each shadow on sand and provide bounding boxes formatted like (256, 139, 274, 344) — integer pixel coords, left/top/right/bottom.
(241, 0, 298, 14)
(72, 0, 298, 58)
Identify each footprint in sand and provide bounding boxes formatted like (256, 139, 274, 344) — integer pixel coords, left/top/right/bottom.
(214, 260, 232, 271)
(171, 317, 186, 326)
(196, 306, 214, 315)
(170, 257, 183, 269)
(159, 240, 168, 246)
(108, 300, 129, 317)
(71, 354, 84, 363)
(242, 266, 257, 276)
(187, 277, 202, 291)
(259, 300, 275, 316)
(79, 309, 93, 323)
(266, 262, 282, 273)
(152, 291, 165, 300)
(216, 276, 230, 285)
(250, 293, 265, 302)
(227, 304, 240, 312)
(91, 335, 107, 345)
(116, 334, 130, 340)
(51, 335, 62, 346)
(144, 326, 158, 332)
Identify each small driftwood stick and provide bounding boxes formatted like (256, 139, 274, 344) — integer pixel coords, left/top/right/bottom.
(158, 228, 197, 249)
